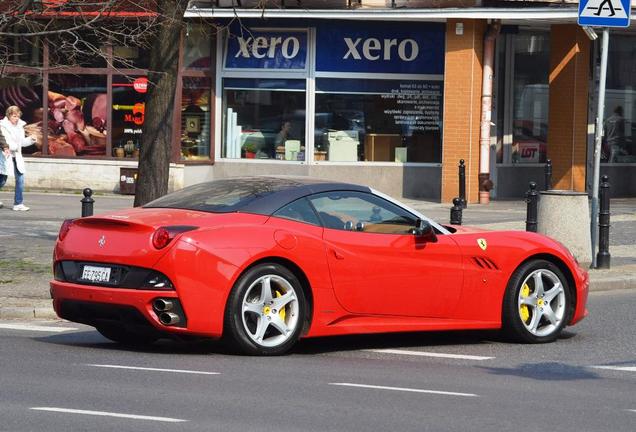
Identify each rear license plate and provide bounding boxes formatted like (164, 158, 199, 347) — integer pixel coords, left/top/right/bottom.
(81, 265, 111, 283)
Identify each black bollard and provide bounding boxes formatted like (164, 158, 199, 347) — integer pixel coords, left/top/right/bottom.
(596, 175, 611, 269)
(450, 197, 463, 225)
(458, 159, 467, 209)
(544, 159, 552, 191)
(81, 187, 94, 217)
(525, 182, 538, 233)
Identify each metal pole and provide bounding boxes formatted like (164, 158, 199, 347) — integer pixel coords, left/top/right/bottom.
(459, 159, 467, 209)
(544, 159, 552, 191)
(525, 182, 538, 233)
(81, 187, 94, 217)
(596, 175, 611, 269)
(591, 28, 610, 269)
(450, 197, 463, 225)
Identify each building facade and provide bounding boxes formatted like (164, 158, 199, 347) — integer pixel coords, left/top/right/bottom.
(2, 1, 635, 201)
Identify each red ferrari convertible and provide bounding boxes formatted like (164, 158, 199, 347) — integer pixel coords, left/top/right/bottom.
(50, 176, 589, 355)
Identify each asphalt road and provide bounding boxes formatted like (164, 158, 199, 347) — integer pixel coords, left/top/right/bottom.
(1, 289, 635, 432)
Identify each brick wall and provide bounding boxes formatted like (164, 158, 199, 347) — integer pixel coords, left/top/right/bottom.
(547, 25, 590, 191)
(441, 19, 485, 203)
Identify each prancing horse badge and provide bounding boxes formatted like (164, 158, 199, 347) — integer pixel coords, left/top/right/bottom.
(477, 238, 487, 250)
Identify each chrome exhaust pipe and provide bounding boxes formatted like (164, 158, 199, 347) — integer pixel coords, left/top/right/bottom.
(153, 298, 174, 312)
(159, 312, 180, 326)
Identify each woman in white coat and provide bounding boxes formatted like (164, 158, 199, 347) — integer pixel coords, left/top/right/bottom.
(0, 132, 10, 208)
(0, 106, 37, 211)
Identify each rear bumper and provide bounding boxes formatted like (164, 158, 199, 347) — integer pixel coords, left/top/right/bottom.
(50, 281, 220, 338)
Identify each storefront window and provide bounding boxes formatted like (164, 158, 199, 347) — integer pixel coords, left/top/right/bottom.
(219, 23, 444, 164)
(113, 45, 151, 69)
(181, 77, 211, 160)
(112, 75, 147, 158)
(222, 78, 306, 160)
(315, 79, 442, 162)
(184, 24, 213, 69)
(511, 32, 550, 164)
(602, 35, 636, 163)
(5, 35, 42, 67)
(49, 75, 108, 156)
(49, 32, 107, 68)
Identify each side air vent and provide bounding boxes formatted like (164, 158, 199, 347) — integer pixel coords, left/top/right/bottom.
(472, 256, 500, 270)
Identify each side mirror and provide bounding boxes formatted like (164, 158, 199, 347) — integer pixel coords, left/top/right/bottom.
(412, 218, 436, 241)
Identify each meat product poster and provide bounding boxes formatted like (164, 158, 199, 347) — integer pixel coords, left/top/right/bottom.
(48, 75, 107, 156)
(0, 77, 44, 155)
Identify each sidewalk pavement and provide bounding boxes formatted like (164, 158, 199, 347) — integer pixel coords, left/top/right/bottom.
(1, 190, 635, 320)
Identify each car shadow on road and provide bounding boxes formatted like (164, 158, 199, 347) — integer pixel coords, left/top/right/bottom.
(292, 329, 505, 355)
(37, 328, 505, 356)
(36, 328, 582, 357)
(35, 330, 231, 355)
(478, 362, 601, 381)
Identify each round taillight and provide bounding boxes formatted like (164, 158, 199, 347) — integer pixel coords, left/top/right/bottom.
(58, 219, 74, 241)
(152, 228, 171, 249)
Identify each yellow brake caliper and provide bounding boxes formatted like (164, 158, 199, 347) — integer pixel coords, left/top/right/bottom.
(276, 291, 286, 321)
(519, 283, 531, 323)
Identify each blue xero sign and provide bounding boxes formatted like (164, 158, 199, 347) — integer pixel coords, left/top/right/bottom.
(315, 22, 445, 75)
(225, 31, 308, 70)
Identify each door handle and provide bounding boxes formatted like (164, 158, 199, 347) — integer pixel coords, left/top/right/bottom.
(331, 249, 345, 260)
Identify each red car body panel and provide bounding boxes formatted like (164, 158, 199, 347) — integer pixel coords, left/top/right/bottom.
(51, 207, 589, 341)
(323, 230, 463, 318)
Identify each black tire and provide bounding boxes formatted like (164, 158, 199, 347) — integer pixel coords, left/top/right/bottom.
(502, 259, 571, 343)
(224, 263, 307, 355)
(97, 325, 158, 346)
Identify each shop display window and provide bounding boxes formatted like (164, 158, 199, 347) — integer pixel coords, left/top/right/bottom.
(181, 77, 211, 160)
(511, 32, 550, 164)
(0, 74, 43, 155)
(6, 35, 42, 67)
(113, 45, 151, 70)
(184, 24, 213, 70)
(315, 79, 442, 163)
(222, 78, 306, 161)
(48, 75, 108, 157)
(111, 75, 148, 158)
(48, 32, 107, 68)
(602, 35, 636, 164)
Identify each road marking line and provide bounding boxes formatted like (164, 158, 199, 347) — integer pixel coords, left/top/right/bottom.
(591, 365, 636, 372)
(30, 407, 187, 423)
(628, 409, 636, 413)
(0, 323, 78, 333)
(366, 348, 494, 360)
(85, 364, 220, 375)
(329, 382, 478, 398)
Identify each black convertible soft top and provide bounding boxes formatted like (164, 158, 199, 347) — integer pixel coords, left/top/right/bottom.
(144, 176, 370, 215)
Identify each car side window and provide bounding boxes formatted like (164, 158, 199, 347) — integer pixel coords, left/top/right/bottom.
(308, 191, 418, 234)
(273, 198, 322, 226)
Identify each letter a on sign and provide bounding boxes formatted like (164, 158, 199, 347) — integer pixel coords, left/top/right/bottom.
(578, 0, 631, 27)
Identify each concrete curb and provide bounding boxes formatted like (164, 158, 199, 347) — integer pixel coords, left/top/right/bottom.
(0, 298, 58, 320)
(589, 275, 636, 291)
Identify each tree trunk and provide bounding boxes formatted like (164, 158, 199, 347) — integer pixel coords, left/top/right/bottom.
(134, 0, 187, 207)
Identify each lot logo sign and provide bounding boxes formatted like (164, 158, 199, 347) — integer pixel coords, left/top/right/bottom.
(225, 31, 307, 70)
(316, 22, 444, 75)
